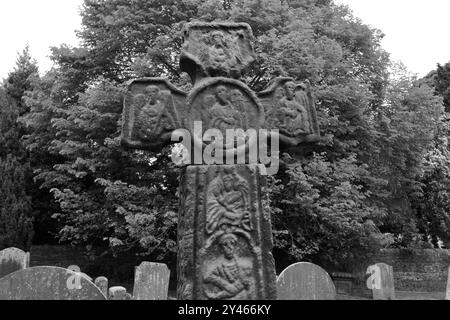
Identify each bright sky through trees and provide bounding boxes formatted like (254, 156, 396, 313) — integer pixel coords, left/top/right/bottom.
(0, 0, 449, 79)
(336, 0, 450, 77)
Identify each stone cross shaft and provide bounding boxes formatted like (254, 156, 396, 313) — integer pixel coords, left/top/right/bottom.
(121, 22, 320, 300)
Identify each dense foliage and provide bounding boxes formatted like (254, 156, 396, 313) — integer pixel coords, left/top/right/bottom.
(0, 0, 449, 273)
(0, 52, 35, 250)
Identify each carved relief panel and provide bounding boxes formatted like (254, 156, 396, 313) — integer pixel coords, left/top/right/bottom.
(186, 78, 265, 155)
(177, 165, 277, 300)
(258, 78, 320, 147)
(180, 22, 256, 80)
(121, 78, 187, 152)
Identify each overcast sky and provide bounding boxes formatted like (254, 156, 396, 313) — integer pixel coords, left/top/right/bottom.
(0, 0, 449, 80)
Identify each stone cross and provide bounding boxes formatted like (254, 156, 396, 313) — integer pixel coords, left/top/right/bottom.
(120, 22, 320, 300)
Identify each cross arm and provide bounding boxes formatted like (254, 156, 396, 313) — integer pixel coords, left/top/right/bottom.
(121, 78, 187, 152)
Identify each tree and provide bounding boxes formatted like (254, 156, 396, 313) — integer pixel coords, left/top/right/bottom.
(0, 89, 34, 250)
(370, 63, 444, 247)
(4, 45, 39, 116)
(0, 47, 38, 250)
(434, 62, 450, 112)
(0, 155, 34, 250)
(270, 153, 391, 271)
(23, 0, 441, 270)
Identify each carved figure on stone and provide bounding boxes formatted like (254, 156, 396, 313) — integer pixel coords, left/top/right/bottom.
(276, 81, 310, 136)
(208, 31, 233, 72)
(203, 233, 254, 300)
(206, 168, 252, 239)
(134, 85, 176, 141)
(208, 86, 240, 132)
(230, 89, 248, 129)
(180, 22, 256, 79)
(258, 77, 320, 146)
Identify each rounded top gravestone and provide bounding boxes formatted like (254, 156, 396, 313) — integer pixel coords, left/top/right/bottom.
(277, 262, 336, 300)
(0, 247, 30, 279)
(0, 266, 107, 300)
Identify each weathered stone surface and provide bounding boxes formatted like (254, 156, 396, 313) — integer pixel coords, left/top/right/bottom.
(277, 262, 336, 300)
(177, 165, 276, 300)
(133, 262, 170, 300)
(95, 276, 109, 298)
(180, 22, 256, 80)
(109, 286, 127, 300)
(445, 266, 450, 300)
(258, 78, 320, 147)
(120, 21, 321, 301)
(121, 78, 187, 152)
(366, 263, 395, 300)
(0, 266, 106, 300)
(0, 247, 29, 279)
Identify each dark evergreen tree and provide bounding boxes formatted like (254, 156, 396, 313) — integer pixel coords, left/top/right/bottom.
(0, 89, 34, 250)
(435, 62, 450, 112)
(4, 45, 39, 116)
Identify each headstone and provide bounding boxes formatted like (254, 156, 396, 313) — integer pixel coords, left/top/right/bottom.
(0, 266, 107, 300)
(109, 286, 127, 300)
(445, 266, 450, 300)
(133, 262, 170, 300)
(366, 263, 395, 300)
(0, 247, 30, 279)
(277, 262, 336, 300)
(120, 21, 320, 300)
(95, 276, 109, 297)
(331, 272, 355, 296)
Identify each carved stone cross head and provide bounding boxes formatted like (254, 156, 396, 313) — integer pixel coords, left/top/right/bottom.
(121, 22, 320, 158)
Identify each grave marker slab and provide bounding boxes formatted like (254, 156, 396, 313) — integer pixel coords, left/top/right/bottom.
(445, 266, 450, 300)
(0, 266, 107, 300)
(0, 247, 29, 279)
(366, 263, 395, 300)
(277, 262, 336, 300)
(95, 276, 109, 297)
(133, 262, 170, 300)
(109, 286, 127, 300)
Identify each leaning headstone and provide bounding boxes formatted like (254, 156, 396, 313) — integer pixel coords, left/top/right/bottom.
(0, 247, 30, 279)
(133, 262, 170, 300)
(95, 276, 109, 298)
(366, 263, 395, 300)
(0, 266, 107, 300)
(445, 266, 450, 300)
(109, 286, 127, 300)
(277, 262, 336, 300)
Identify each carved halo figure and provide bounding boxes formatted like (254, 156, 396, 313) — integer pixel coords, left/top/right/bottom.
(135, 85, 176, 142)
(203, 233, 254, 300)
(276, 81, 310, 137)
(205, 168, 252, 239)
(209, 31, 231, 71)
(257, 77, 320, 147)
(208, 86, 240, 132)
